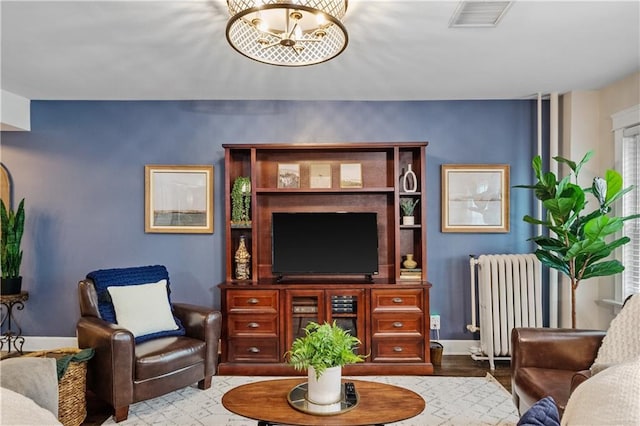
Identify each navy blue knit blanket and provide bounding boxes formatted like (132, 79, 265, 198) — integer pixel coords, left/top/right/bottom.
(86, 265, 185, 342)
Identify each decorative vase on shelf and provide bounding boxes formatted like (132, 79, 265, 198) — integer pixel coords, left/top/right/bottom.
(402, 164, 417, 193)
(403, 254, 418, 269)
(234, 235, 251, 280)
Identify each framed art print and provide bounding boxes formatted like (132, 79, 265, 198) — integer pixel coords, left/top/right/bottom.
(441, 164, 509, 233)
(277, 163, 300, 188)
(309, 163, 332, 189)
(340, 163, 363, 188)
(145, 165, 214, 233)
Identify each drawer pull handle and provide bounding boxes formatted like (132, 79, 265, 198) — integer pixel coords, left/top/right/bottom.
(247, 322, 259, 328)
(392, 297, 403, 304)
(248, 347, 260, 353)
(393, 346, 403, 352)
(393, 322, 403, 328)
(247, 298, 259, 305)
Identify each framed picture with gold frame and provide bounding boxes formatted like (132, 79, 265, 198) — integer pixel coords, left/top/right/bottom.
(145, 165, 214, 234)
(277, 163, 300, 188)
(309, 163, 332, 189)
(441, 164, 509, 233)
(340, 163, 362, 188)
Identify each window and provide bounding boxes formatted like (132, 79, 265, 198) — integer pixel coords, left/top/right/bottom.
(621, 125, 639, 299)
(612, 105, 640, 302)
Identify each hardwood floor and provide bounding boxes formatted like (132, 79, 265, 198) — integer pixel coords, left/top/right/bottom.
(82, 355, 512, 425)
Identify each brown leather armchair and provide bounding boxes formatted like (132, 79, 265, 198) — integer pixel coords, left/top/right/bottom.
(77, 279, 222, 422)
(511, 327, 606, 418)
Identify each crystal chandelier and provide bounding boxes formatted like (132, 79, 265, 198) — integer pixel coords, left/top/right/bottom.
(226, 0, 348, 66)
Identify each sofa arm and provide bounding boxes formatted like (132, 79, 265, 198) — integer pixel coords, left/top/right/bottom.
(76, 316, 135, 408)
(571, 369, 592, 393)
(511, 328, 606, 372)
(172, 303, 222, 376)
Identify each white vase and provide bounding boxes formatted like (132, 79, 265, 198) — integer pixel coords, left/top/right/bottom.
(403, 216, 415, 225)
(402, 164, 418, 192)
(307, 366, 342, 405)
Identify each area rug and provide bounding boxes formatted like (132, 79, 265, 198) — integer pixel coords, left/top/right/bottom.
(102, 374, 519, 425)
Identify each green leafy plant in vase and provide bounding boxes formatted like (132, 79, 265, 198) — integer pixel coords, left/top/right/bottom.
(1, 198, 25, 294)
(231, 176, 251, 226)
(286, 321, 367, 404)
(516, 151, 639, 328)
(400, 198, 419, 225)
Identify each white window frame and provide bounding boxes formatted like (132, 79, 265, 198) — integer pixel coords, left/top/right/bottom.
(611, 104, 640, 304)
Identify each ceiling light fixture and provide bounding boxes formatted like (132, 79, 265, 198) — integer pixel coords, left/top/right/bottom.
(226, 0, 348, 66)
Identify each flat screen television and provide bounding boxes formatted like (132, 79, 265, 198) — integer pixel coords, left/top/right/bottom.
(272, 212, 379, 280)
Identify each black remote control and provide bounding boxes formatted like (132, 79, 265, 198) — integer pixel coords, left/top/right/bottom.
(344, 382, 357, 403)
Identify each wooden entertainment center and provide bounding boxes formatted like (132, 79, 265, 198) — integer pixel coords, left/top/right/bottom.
(218, 142, 433, 375)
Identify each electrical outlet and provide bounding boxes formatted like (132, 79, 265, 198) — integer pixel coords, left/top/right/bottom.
(430, 314, 441, 330)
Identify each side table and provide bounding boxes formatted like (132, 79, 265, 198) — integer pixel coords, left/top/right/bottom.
(1, 291, 29, 356)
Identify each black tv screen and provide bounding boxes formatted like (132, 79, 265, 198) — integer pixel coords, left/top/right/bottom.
(272, 212, 379, 278)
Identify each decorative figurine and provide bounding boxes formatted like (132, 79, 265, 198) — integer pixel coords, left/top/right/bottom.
(235, 235, 251, 280)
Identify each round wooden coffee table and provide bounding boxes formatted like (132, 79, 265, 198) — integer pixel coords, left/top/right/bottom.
(222, 378, 425, 426)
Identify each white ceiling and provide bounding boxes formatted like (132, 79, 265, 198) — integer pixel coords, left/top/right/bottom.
(1, 0, 639, 101)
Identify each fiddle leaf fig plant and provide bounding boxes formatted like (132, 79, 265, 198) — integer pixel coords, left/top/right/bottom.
(516, 151, 639, 328)
(286, 321, 367, 380)
(1, 198, 25, 279)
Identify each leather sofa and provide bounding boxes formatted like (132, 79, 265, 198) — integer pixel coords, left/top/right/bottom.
(510, 327, 606, 417)
(77, 279, 222, 422)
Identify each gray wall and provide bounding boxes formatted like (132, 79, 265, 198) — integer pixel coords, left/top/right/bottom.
(1, 99, 543, 339)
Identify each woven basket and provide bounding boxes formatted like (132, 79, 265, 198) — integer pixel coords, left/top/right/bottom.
(25, 347, 89, 426)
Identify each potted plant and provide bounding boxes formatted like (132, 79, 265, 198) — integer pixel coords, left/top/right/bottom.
(231, 176, 251, 226)
(286, 321, 367, 405)
(400, 198, 419, 225)
(517, 151, 639, 328)
(1, 198, 25, 295)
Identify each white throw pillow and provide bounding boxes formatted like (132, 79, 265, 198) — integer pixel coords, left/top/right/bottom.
(107, 279, 178, 338)
(591, 294, 640, 375)
(562, 358, 640, 426)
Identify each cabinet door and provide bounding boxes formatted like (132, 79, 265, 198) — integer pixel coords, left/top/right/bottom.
(325, 288, 367, 356)
(285, 289, 326, 353)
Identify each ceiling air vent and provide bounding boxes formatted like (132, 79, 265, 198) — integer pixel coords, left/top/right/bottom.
(449, 1, 512, 28)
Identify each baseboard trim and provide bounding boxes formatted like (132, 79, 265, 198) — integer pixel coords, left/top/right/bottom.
(18, 336, 480, 357)
(437, 339, 480, 356)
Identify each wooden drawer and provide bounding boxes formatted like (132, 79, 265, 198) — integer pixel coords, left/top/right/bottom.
(228, 313, 278, 337)
(371, 313, 423, 337)
(227, 289, 278, 312)
(227, 338, 280, 363)
(371, 338, 424, 362)
(371, 289, 423, 312)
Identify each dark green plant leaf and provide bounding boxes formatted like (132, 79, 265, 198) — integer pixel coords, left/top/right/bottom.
(553, 155, 577, 173)
(535, 250, 570, 275)
(582, 260, 625, 280)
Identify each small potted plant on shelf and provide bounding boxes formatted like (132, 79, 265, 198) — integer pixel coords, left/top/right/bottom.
(1, 198, 25, 295)
(400, 198, 419, 225)
(231, 176, 251, 227)
(286, 321, 367, 405)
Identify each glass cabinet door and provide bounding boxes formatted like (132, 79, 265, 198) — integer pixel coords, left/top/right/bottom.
(286, 290, 325, 351)
(326, 289, 366, 356)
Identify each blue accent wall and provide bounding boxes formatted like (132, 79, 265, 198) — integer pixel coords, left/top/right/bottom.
(1, 100, 545, 339)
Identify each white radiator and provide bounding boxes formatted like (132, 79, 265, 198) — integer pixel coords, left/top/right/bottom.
(467, 254, 543, 369)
